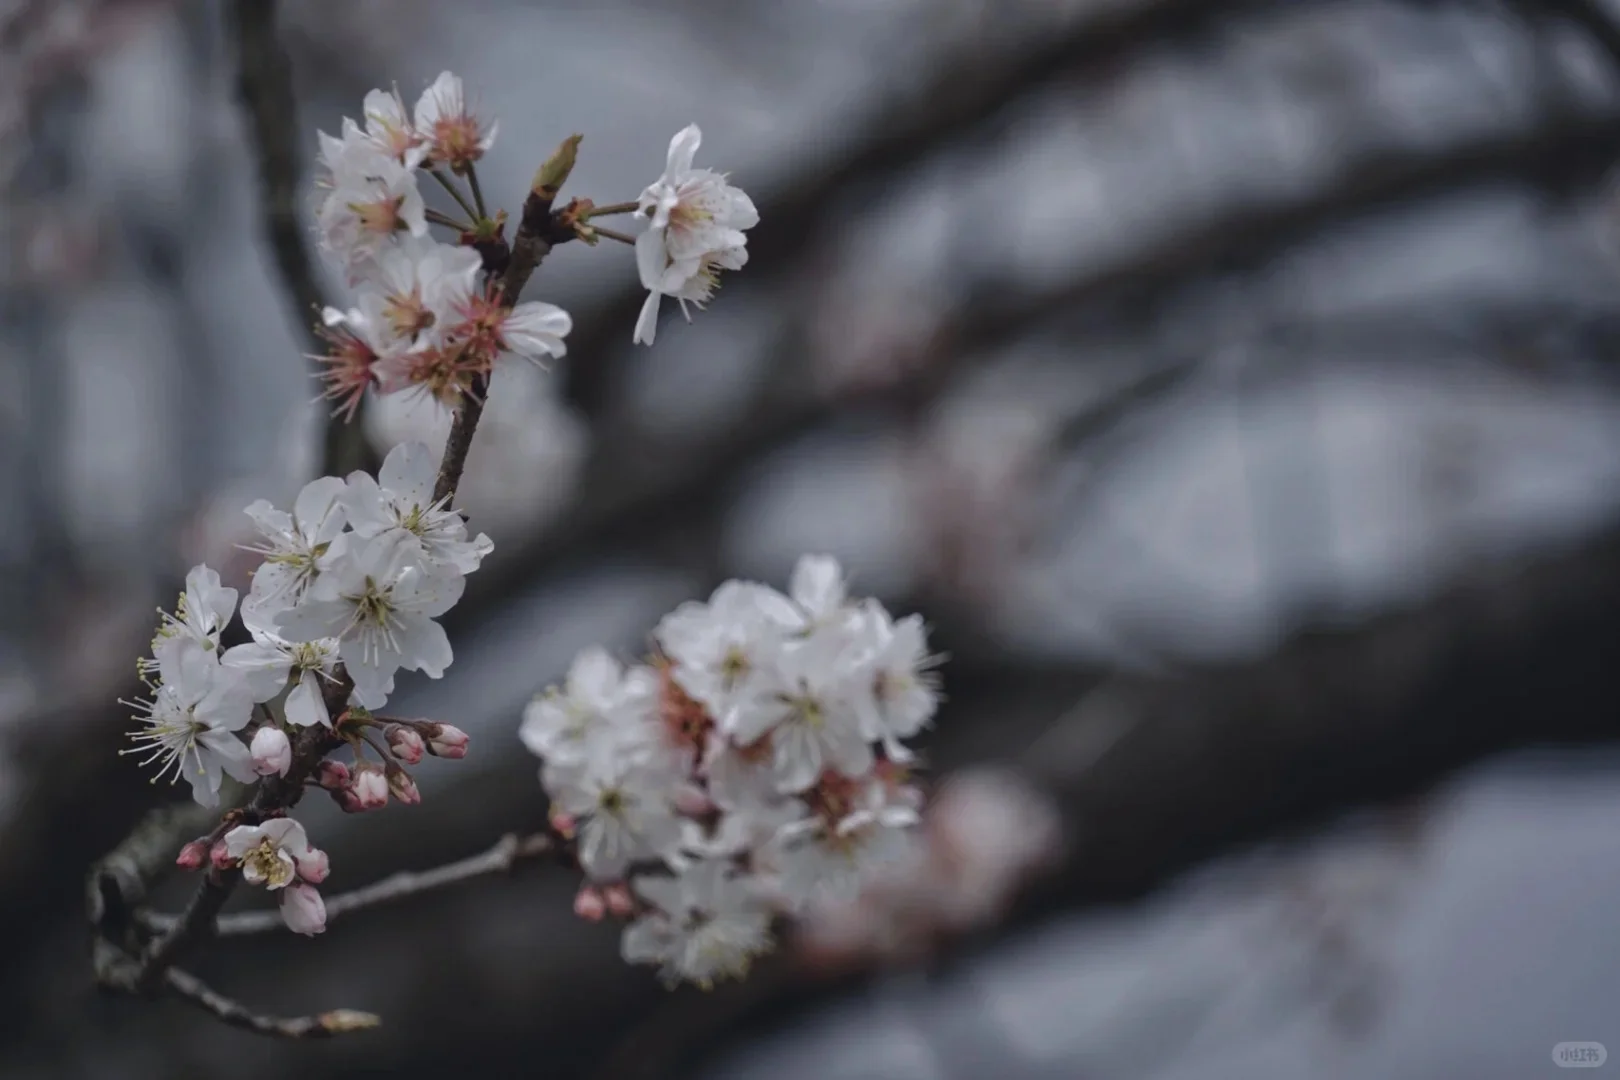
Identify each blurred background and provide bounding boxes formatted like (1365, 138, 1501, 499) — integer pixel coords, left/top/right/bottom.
(5, 0, 1620, 1076)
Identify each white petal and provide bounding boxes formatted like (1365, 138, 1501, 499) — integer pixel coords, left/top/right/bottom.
(502, 302, 572, 363)
(285, 669, 331, 728)
(633, 290, 661, 346)
(664, 123, 702, 179)
(378, 441, 437, 509)
(220, 641, 293, 702)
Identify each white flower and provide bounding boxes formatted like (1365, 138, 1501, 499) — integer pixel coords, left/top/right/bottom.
(316, 121, 427, 277)
(413, 71, 496, 170)
(221, 603, 341, 728)
(273, 531, 463, 708)
(520, 647, 658, 768)
(772, 781, 919, 909)
(122, 647, 255, 807)
(357, 236, 483, 352)
(849, 605, 940, 759)
(654, 581, 795, 727)
(361, 87, 426, 167)
(224, 817, 324, 889)
(249, 725, 292, 777)
(631, 124, 757, 346)
(622, 860, 773, 988)
(146, 564, 238, 675)
(547, 746, 684, 881)
(242, 476, 349, 615)
(732, 628, 873, 794)
(342, 441, 492, 575)
(633, 244, 747, 346)
(494, 301, 572, 366)
(279, 882, 327, 936)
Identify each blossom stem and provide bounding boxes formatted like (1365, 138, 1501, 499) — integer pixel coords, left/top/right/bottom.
(463, 161, 489, 219)
(424, 207, 472, 231)
(590, 224, 637, 246)
(585, 200, 640, 217)
(142, 833, 558, 937)
(428, 168, 479, 222)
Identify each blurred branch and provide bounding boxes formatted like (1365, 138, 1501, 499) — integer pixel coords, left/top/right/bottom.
(141, 832, 557, 938)
(559, 0, 1283, 415)
(228, 0, 372, 478)
(162, 968, 380, 1039)
(460, 106, 1620, 627)
(1539, 0, 1620, 71)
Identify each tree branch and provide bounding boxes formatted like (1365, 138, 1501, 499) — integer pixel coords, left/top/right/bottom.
(228, 0, 371, 479)
(163, 967, 380, 1039)
(141, 832, 556, 937)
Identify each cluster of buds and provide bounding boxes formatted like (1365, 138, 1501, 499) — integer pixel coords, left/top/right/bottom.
(311, 714, 468, 814)
(521, 555, 942, 987)
(174, 816, 332, 935)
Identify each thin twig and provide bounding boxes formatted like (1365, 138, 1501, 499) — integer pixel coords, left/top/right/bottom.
(586, 200, 640, 217)
(228, 0, 370, 478)
(425, 206, 472, 231)
(429, 167, 479, 221)
(589, 224, 636, 246)
(142, 833, 556, 937)
(464, 162, 489, 219)
(164, 967, 380, 1039)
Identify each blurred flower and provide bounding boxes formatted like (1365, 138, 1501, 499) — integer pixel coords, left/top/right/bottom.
(622, 860, 773, 989)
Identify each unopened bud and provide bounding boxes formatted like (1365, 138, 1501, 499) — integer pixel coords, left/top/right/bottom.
(573, 885, 606, 922)
(315, 760, 351, 790)
(531, 134, 582, 202)
(331, 785, 366, 814)
(250, 725, 292, 777)
(603, 883, 635, 918)
(386, 766, 421, 805)
(175, 840, 209, 871)
(209, 838, 234, 871)
(295, 846, 330, 885)
(386, 725, 425, 765)
(351, 763, 389, 810)
(550, 809, 577, 840)
(426, 723, 469, 759)
(279, 882, 327, 936)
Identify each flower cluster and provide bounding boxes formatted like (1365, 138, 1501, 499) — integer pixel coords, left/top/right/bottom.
(521, 555, 941, 987)
(632, 124, 758, 346)
(124, 441, 477, 932)
(313, 72, 571, 417)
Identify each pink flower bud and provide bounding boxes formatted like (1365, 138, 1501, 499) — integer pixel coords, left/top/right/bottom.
(426, 723, 469, 759)
(386, 766, 421, 805)
(331, 785, 365, 813)
(603, 883, 635, 918)
(175, 840, 209, 871)
(249, 725, 293, 777)
(210, 838, 234, 871)
(315, 760, 352, 790)
(573, 885, 606, 922)
(279, 882, 326, 936)
(295, 846, 330, 885)
(549, 809, 577, 840)
(386, 725, 426, 765)
(351, 763, 389, 810)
